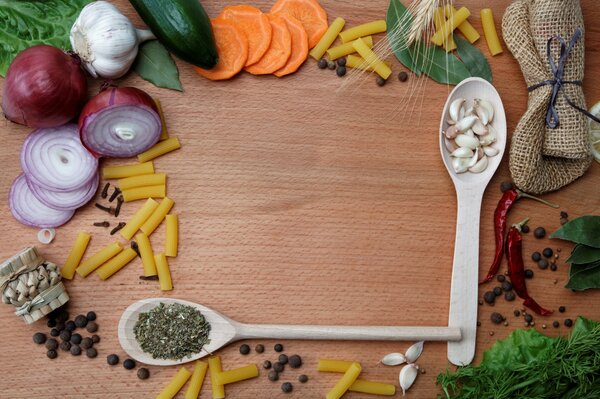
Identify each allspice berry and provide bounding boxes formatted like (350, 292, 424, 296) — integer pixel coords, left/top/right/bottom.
(137, 368, 150, 380)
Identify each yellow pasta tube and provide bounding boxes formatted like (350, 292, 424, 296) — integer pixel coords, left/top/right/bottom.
(121, 184, 166, 202)
(214, 364, 259, 385)
(155, 253, 173, 291)
(318, 359, 355, 373)
(309, 17, 345, 60)
(445, 5, 480, 43)
(326, 36, 373, 60)
(350, 380, 396, 396)
(118, 173, 166, 191)
(339, 20, 387, 43)
(352, 38, 392, 79)
(136, 232, 157, 276)
(61, 232, 91, 279)
(121, 198, 159, 240)
(96, 248, 137, 280)
(154, 98, 169, 141)
(102, 161, 154, 179)
(76, 242, 123, 278)
(430, 6, 470, 46)
(434, 7, 456, 52)
(156, 367, 192, 399)
(326, 362, 362, 399)
(141, 197, 174, 236)
(185, 361, 208, 399)
(481, 9, 503, 55)
(165, 214, 178, 257)
(208, 356, 225, 399)
(137, 137, 181, 163)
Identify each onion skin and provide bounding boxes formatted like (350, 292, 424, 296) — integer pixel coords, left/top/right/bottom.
(2, 45, 87, 128)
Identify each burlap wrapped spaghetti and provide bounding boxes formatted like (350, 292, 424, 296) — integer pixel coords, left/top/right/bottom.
(502, 0, 592, 194)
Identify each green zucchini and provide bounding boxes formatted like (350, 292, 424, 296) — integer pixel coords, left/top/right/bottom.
(130, 0, 218, 69)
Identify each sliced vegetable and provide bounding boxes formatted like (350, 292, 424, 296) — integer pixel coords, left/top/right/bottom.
(2, 45, 87, 128)
(129, 0, 217, 69)
(274, 13, 309, 77)
(27, 173, 99, 211)
(195, 19, 248, 81)
(338, 20, 386, 44)
(245, 14, 292, 75)
(21, 124, 98, 192)
(219, 5, 272, 66)
(79, 87, 161, 158)
(10, 175, 75, 228)
(309, 17, 345, 60)
(270, 0, 328, 48)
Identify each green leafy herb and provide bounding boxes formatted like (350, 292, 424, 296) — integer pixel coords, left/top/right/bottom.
(565, 261, 600, 291)
(133, 40, 182, 92)
(0, 0, 92, 76)
(437, 317, 600, 399)
(455, 36, 492, 83)
(567, 244, 600, 264)
(386, 0, 421, 75)
(551, 215, 600, 248)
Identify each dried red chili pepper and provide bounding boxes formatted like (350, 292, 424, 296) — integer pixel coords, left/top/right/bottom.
(506, 219, 553, 316)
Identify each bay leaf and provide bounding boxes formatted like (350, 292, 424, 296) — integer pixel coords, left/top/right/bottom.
(550, 215, 600, 248)
(455, 36, 492, 83)
(133, 40, 182, 92)
(565, 261, 600, 291)
(567, 244, 600, 265)
(386, 0, 421, 75)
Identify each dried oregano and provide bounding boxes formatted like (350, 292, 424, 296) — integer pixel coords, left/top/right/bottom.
(134, 303, 211, 360)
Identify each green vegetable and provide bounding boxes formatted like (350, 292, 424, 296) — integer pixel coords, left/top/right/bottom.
(437, 317, 600, 398)
(133, 41, 182, 92)
(567, 244, 600, 264)
(565, 261, 600, 291)
(129, 0, 217, 69)
(455, 36, 492, 83)
(0, 0, 92, 77)
(551, 215, 600, 248)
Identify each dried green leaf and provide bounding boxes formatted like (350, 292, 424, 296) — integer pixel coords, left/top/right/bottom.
(565, 261, 600, 291)
(455, 36, 492, 83)
(567, 244, 600, 265)
(551, 216, 600, 248)
(133, 40, 182, 92)
(386, 0, 421, 75)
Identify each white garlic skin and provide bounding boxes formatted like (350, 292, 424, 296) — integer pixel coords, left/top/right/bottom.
(404, 341, 424, 364)
(399, 363, 419, 395)
(380, 352, 407, 366)
(70, 1, 155, 79)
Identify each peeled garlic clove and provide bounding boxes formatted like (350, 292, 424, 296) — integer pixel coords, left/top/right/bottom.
(452, 157, 469, 173)
(380, 352, 407, 366)
(475, 104, 489, 125)
(450, 147, 473, 158)
(469, 155, 489, 173)
(455, 134, 480, 150)
(472, 119, 488, 135)
(444, 125, 460, 139)
(483, 146, 499, 157)
(399, 363, 419, 395)
(465, 106, 475, 116)
(464, 129, 475, 137)
(456, 115, 478, 132)
(449, 98, 465, 122)
(468, 147, 479, 167)
(446, 118, 456, 125)
(444, 138, 459, 152)
(405, 341, 424, 363)
(476, 99, 495, 123)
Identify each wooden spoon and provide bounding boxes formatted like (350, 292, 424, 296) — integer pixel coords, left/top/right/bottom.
(439, 77, 507, 366)
(119, 297, 462, 366)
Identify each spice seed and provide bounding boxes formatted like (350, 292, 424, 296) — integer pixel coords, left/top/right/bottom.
(274, 343, 284, 352)
(50, 328, 60, 337)
(521, 225, 530, 233)
(525, 269, 534, 279)
(268, 370, 279, 382)
(336, 66, 346, 77)
(503, 321, 509, 326)
(263, 360, 272, 370)
(564, 319, 573, 327)
(92, 335, 100, 344)
(298, 374, 308, 383)
(317, 58, 327, 69)
(33, 332, 47, 344)
(281, 382, 293, 393)
(483, 291, 496, 304)
(137, 368, 150, 380)
(534, 227, 546, 238)
(255, 344, 265, 353)
(86, 321, 98, 333)
(524, 314, 533, 323)
(45, 338, 58, 351)
(559, 306, 566, 313)
(47, 349, 58, 359)
(273, 362, 284, 372)
(376, 76, 386, 86)
(489, 331, 494, 336)
(87, 310, 97, 321)
(107, 354, 119, 365)
(327, 60, 336, 70)
(65, 321, 76, 332)
(501, 281, 513, 291)
(123, 358, 136, 369)
(279, 354, 289, 365)
(337, 58, 346, 67)
(491, 312, 504, 324)
(532, 252, 542, 261)
(47, 319, 57, 328)
(553, 321, 560, 328)
(493, 287, 503, 296)
(60, 341, 71, 352)
(550, 263, 557, 271)
(398, 71, 408, 82)
(504, 291, 516, 301)
(86, 347, 98, 358)
(239, 344, 250, 355)
(70, 345, 82, 356)
(289, 355, 302, 368)
(542, 248, 553, 258)
(542, 324, 547, 329)
(496, 275, 506, 282)
(75, 315, 88, 328)
(538, 259, 549, 269)
(81, 337, 93, 349)
(514, 310, 521, 317)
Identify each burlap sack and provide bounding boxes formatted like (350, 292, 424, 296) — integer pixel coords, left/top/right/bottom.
(502, 0, 592, 194)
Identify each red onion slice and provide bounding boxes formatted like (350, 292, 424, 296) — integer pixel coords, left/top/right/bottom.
(9, 174, 75, 228)
(21, 124, 98, 192)
(27, 173, 99, 211)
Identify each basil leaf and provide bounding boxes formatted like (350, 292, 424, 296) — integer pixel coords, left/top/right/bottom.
(455, 36, 492, 83)
(386, 0, 421, 75)
(133, 40, 182, 92)
(551, 216, 600, 248)
(0, 0, 92, 76)
(567, 244, 600, 265)
(565, 261, 600, 291)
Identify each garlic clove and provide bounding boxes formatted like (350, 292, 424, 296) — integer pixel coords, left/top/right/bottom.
(476, 99, 495, 123)
(455, 134, 480, 150)
(452, 157, 470, 174)
(450, 147, 473, 158)
(380, 352, 407, 366)
(478, 128, 497, 146)
(469, 155, 489, 173)
(449, 98, 465, 122)
(465, 106, 475, 116)
(468, 147, 479, 167)
(483, 146, 499, 157)
(475, 104, 490, 125)
(444, 138, 459, 152)
(455, 115, 478, 132)
(444, 125, 460, 139)
(399, 363, 419, 395)
(446, 118, 456, 125)
(404, 341, 424, 363)
(464, 129, 475, 137)
(472, 119, 488, 135)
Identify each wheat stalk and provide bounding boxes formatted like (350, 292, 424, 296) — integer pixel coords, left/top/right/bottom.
(407, 0, 444, 45)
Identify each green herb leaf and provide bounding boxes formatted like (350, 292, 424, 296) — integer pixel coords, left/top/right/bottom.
(133, 40, 182, 92)
(567, 244, 600, 264)
(551, 216, 600, 248)
(0, 0, 92, 77)
(386, 0, 421, 75)
(565, 261, 600, 291)
(455, 36, 492, 83)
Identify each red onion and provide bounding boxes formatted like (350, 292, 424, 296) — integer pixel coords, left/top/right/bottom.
(21, 124, 98, 191)
(27, 173, 99, 211)
(2, 45, 87, 128)
(9, 175, 75, 228)
(79, 86, 161, 157)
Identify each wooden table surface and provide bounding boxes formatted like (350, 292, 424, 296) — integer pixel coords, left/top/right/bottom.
(1, 1, 599, 398)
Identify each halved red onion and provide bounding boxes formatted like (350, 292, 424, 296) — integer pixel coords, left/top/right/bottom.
(9, 174, 75, 228)
(79, 86, 161, 158)
(27, 172, 99, 211)
(21, 124, 98, 192)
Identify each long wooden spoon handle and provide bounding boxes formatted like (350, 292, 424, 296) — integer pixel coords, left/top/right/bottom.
(235, 324, 461, 341)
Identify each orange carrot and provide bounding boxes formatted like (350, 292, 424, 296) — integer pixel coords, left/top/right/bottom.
(195, 19, 248, 81)
(245, 14, 292, 75)
(270, 0, 328, 48)
(219, 5, 272, 66)
(274, 13, 309, 77)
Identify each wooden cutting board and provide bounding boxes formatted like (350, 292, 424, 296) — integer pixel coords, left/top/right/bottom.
(0, 1, 599, 398)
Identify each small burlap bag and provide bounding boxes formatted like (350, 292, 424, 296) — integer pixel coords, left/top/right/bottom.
(502, 0, 592, 194)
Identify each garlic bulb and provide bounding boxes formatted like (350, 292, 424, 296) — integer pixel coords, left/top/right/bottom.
(70, 1, 155, 79)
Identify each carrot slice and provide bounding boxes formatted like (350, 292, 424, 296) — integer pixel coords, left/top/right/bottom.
(245, 14, 292, 75)
(274, 13, 309, 77)
(195, 19, 248, 81)
(219, 5, 272, 66)
(270, 0, 328, 48)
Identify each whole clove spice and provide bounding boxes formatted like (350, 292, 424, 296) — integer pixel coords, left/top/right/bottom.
(101, 182, 110, 199)
(109, 187, 121, 203)
(114, 196, 124, 217)
(95, 203, 115, 215)
(93, 221, 110, 228)
(130, 241, 141, 257)
(110, 222, 126, 236)
(139, 275, 159, 281)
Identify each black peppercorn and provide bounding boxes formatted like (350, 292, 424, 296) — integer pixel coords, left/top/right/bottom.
(47, 349, 58, 359)
(137, 368, 150, 380)
(327, 60, 336, 70)
(553, 320, 560, 328)
(281, 382, 293, 393)
(70, 333, 82, 345)
(91, 335, 100, 344)
(86, 321, 98, 333)
(50, 328, 60, 337)
(86, 311, 97, 321)
(336, 66, 346, 77)
(483, 291, 496, 304)
(86, 347, 98, 358)
(59, 330, 71, 342)
(298, 374, 309, 383)
(268, 370, 279, 381)
(278, 354, 289, 364)
(288, 355, 302, 368)
(255, 344, 265, 353)
(47, 319, 57, 328)
(501, 281, 513, 291)
(263, 360, 272, 369)
(75, 315, 88, 328)
(521, 224, 530, 233)
(107, 354, 119, 365)
(45, 338, 58, 351)
(70, 345, 82, 356)
(123, 358, 136, 369)
(524, 314, 533, 323)
(491, 312, 504, 324)
(56, 309, 69, 322)
(538, 259, 549, 269)
(337, 58, 346, 67)
(274, 343, 284, 352)
(60, 341, 71, 352)
(33, 332, 47, 344)
(542, 248, 553, 258)
(534, 227, 546, 238)
(55, 321, 65, 332)
(524, 269, 534, 279)
(496, 275, 506, 282)
(317, 58, 328, 69)
(504, 291, 516, 301)
(64, 321, 76, 332)
(493, 287, 503, 296)
(532, 252, 542, 261)
(376, 76, 386, 86)
(398, 71, 408, 82)
(559, 306, 566, 313)
(564, 318, 573, 327)
(514, 310, 521, 317)
(550, 263, 558, 271)
(81, 337, 93, 349)
(273, 362, 285, 373)
(239, 344, 250, 355)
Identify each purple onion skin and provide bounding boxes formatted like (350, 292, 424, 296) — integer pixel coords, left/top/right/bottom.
(2, 45, 87, 128)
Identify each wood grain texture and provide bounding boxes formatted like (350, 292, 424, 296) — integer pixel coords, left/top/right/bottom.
(0, 0, 599, 398)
